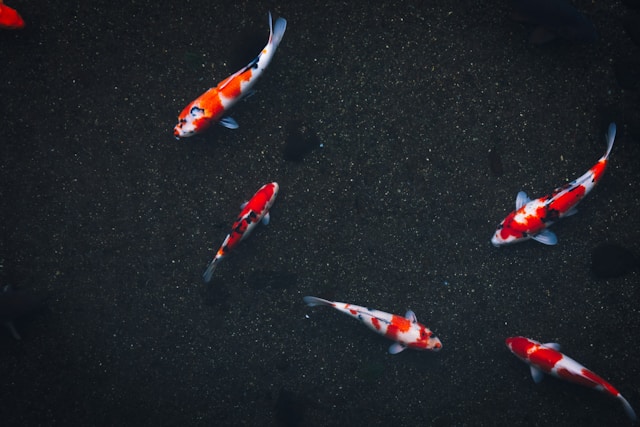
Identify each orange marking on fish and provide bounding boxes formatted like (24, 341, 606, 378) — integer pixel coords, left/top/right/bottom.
(218, 70, 253, 100)
(390, 315, 412, 333)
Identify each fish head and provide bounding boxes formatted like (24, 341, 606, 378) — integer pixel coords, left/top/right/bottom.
(505, 336, 525, 361)
(505, 336, 538, 360)
(411, 325, 442, 351)
(266, 182, 279, 206)
(173, 105, 209, 138)
(427, 334, 443, 351)
(491, 212, 531, 246)
(505, 336, 522, 353)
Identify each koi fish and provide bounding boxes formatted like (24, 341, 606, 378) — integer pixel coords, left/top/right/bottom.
(492, 123, 616, 246)
(506, 336, 637, 423)
(303, 296, 442, 354)
(203, 182, 278, 283)
(174, 12, 287, 138)
(0, 0, 25, 30)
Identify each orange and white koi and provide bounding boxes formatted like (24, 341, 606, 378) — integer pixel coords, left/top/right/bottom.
(203, 182, 278, 283)
(506, 336, 636, 423)
(174, 12, 287, 138)
(0, 0, 25, 30)
(492, 123, 616, 246)
(303, 296, 442, 354)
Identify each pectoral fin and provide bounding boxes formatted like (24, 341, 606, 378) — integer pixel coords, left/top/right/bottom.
(404, 310, 417, 323)
(389, 343, 407, 354)
(532, 229, 557, 245)
(220, 117, 239, 129)
(262, 212, 270, 225)
(530, 366, 545, 383)
(544, 342, 561, 351)
(516, 191, 530, 209)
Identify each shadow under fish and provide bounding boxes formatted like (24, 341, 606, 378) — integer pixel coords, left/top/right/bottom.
(591, 243, 638, 279)
(274, 389, 309, 427)
(247, 270, 297, 290)
(511, 0, 598, 44)
(0, 285, 47, 340)
(282, 120, 321, 162)
(488, 148, 504, 177)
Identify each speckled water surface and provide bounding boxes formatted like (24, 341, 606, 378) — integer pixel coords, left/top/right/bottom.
(1, 1, 639, 426)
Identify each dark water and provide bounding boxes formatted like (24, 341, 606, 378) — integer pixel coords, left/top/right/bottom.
(1, 1, 639, 426)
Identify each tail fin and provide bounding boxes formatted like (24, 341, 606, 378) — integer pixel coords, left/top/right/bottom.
(618, 394, 637, 424)
(604, 122, 616, 159)
(202, 258, 219, 284)
(303, 296, 333, 307)
(268, 12, 287, 48)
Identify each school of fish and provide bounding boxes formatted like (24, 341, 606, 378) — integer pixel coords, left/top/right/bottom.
(177, 12, 631, 425)
(3, 6, 635, 425)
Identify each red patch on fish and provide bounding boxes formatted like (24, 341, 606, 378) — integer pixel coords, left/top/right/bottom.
(0, 3, 24, 29)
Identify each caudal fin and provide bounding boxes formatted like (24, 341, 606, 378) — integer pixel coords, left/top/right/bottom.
(202, 259, 219, 284)
(268, 12, 287, 48)
(618, 394, 637, 424)
(303, 296, 333, 307)
(604, 122, 616, 159)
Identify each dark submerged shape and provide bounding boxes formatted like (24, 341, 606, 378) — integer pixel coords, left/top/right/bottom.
(0, 285, 46, 323)
(283, 120, 321, 162)
(591, 243, 638, 278)
(0, 285, 47, 339)
(511, 0, 598, 44)
(488, 148, 504, 177)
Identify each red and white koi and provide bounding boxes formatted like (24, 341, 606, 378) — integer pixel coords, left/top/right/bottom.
(303, 296, 442, 354)
(174, 12, 287, 138)
(491, 123, 616, 246)
(203, 182, 279, 283)
(0, 0, 25, 30)
(506, 336, 637, 423)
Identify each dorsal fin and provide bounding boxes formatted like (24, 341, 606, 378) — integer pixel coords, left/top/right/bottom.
(543, 342, 561, 351)
(516, 191, 530, 209)
(603, 122, 616, 159)
(404, 310, 417, 323)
